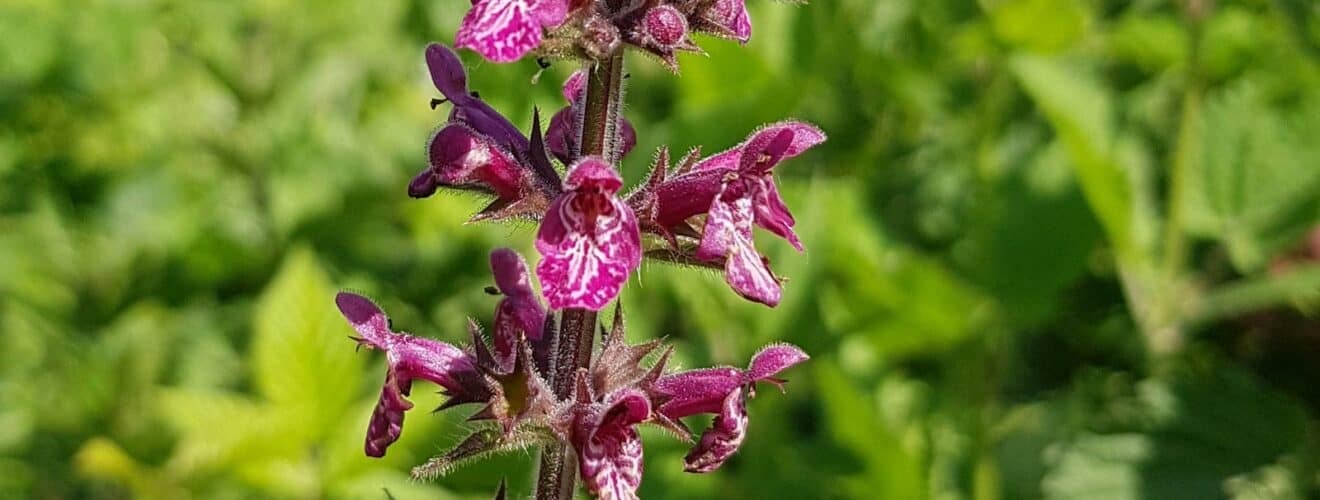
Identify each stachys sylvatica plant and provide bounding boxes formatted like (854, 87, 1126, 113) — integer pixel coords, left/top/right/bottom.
(335, 1, 822, 498)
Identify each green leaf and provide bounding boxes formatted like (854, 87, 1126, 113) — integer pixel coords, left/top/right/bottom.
(1011, 55, 1139, 261)
(252, 247, 364, 437)
(988, 0, 1087, 54)
(815, 363, 926, 499)
(1182, 85, 1320, 272)
(1043, 370, 1311, 500)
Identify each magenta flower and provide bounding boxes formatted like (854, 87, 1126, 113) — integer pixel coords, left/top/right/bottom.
(535, 157, 642, 311)
(570, 387, 651, 500)
(411, 43, 560, 220)
(455, 0, 572, 63)
(637, 121, 826, 305)
(335, 292, 491, 457)
(546, 70, 637, 165)
(651, 343, 808, 472)
(489, 248, 546, 370)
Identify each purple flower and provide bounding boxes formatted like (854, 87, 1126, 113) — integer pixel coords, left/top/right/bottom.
(535, 157, 642, 311)
(644, 121, 826, 305)
(455, 0, 571, 63)
(489, 248, 546, 370)
(571, 388, 651, 500)
(546, 71, 637, 165)
(411, 43, 560, 219)
(335, 292, 491, 457)
(651, 343, 808, 472)
(425, 43, 529, 153)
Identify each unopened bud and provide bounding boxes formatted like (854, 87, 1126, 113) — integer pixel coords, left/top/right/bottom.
(581, 16, 621, 60)
(639, 5, 688, 49)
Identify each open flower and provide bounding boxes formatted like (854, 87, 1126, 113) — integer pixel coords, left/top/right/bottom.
(536, 157, 642, 310)
(570, 387, 651, 500)
(335, 292, 491, 457)
(650, 343, 808, 472)
(455, 0, 572, 63)
(640, 121, 826, 305)
(410, 43, 561, 221)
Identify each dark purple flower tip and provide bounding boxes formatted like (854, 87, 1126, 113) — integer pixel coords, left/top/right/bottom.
(454, 0, 571, 63)
(419, 124, 526, 200)
(683, 386, 748, 473)
(573, 389, 651, 499)
(746, 343, 809, 385)
(336, 292, 392, 347)
(639, 5, 689, 49)
(545, 106, 576, 164)
(426, 42, 471, 104)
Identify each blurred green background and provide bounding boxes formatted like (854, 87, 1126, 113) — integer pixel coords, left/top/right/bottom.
(3, 0, 1320, 498)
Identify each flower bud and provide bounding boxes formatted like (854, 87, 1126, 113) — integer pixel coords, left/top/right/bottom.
(581, 16, 621, 60)
(639, 5, 688, 49)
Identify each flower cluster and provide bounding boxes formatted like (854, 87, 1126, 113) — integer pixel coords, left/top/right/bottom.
(411, 43, 823, 308)
(338, 0, 819, 497)
(336, 251, 807, 497)
(453, 0, 761, 69)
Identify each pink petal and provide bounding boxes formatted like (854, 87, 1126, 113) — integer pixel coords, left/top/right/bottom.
(456, 0, 544, 63)
(490, 249, 546, 366)
(700, 0, 752, 43)
(652, 168, 726, 227)
(746, 343, 809, 383)
(418, 124, 525, 200)
(693, 148, 740, 172)
(562, 70, 587, 102)
(491, 247, 538, 299)
(574, 390, 650, 500)
(751, 177, 803, 251)
(683, 386, 749, 473)
(336, 292, 490, 457)
(336, 292, 392, 347)
(653, 366, 743, 420)
(696, 185, 781, 306)
(530, 0, 569, 27)
(366, 369, 412, 457)
(535, 192, 641, 310)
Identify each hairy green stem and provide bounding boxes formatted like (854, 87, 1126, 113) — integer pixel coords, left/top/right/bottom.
(534, 52, 625, 500)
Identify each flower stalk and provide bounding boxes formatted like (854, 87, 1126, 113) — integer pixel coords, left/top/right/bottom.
(537, 50, 626, 500)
